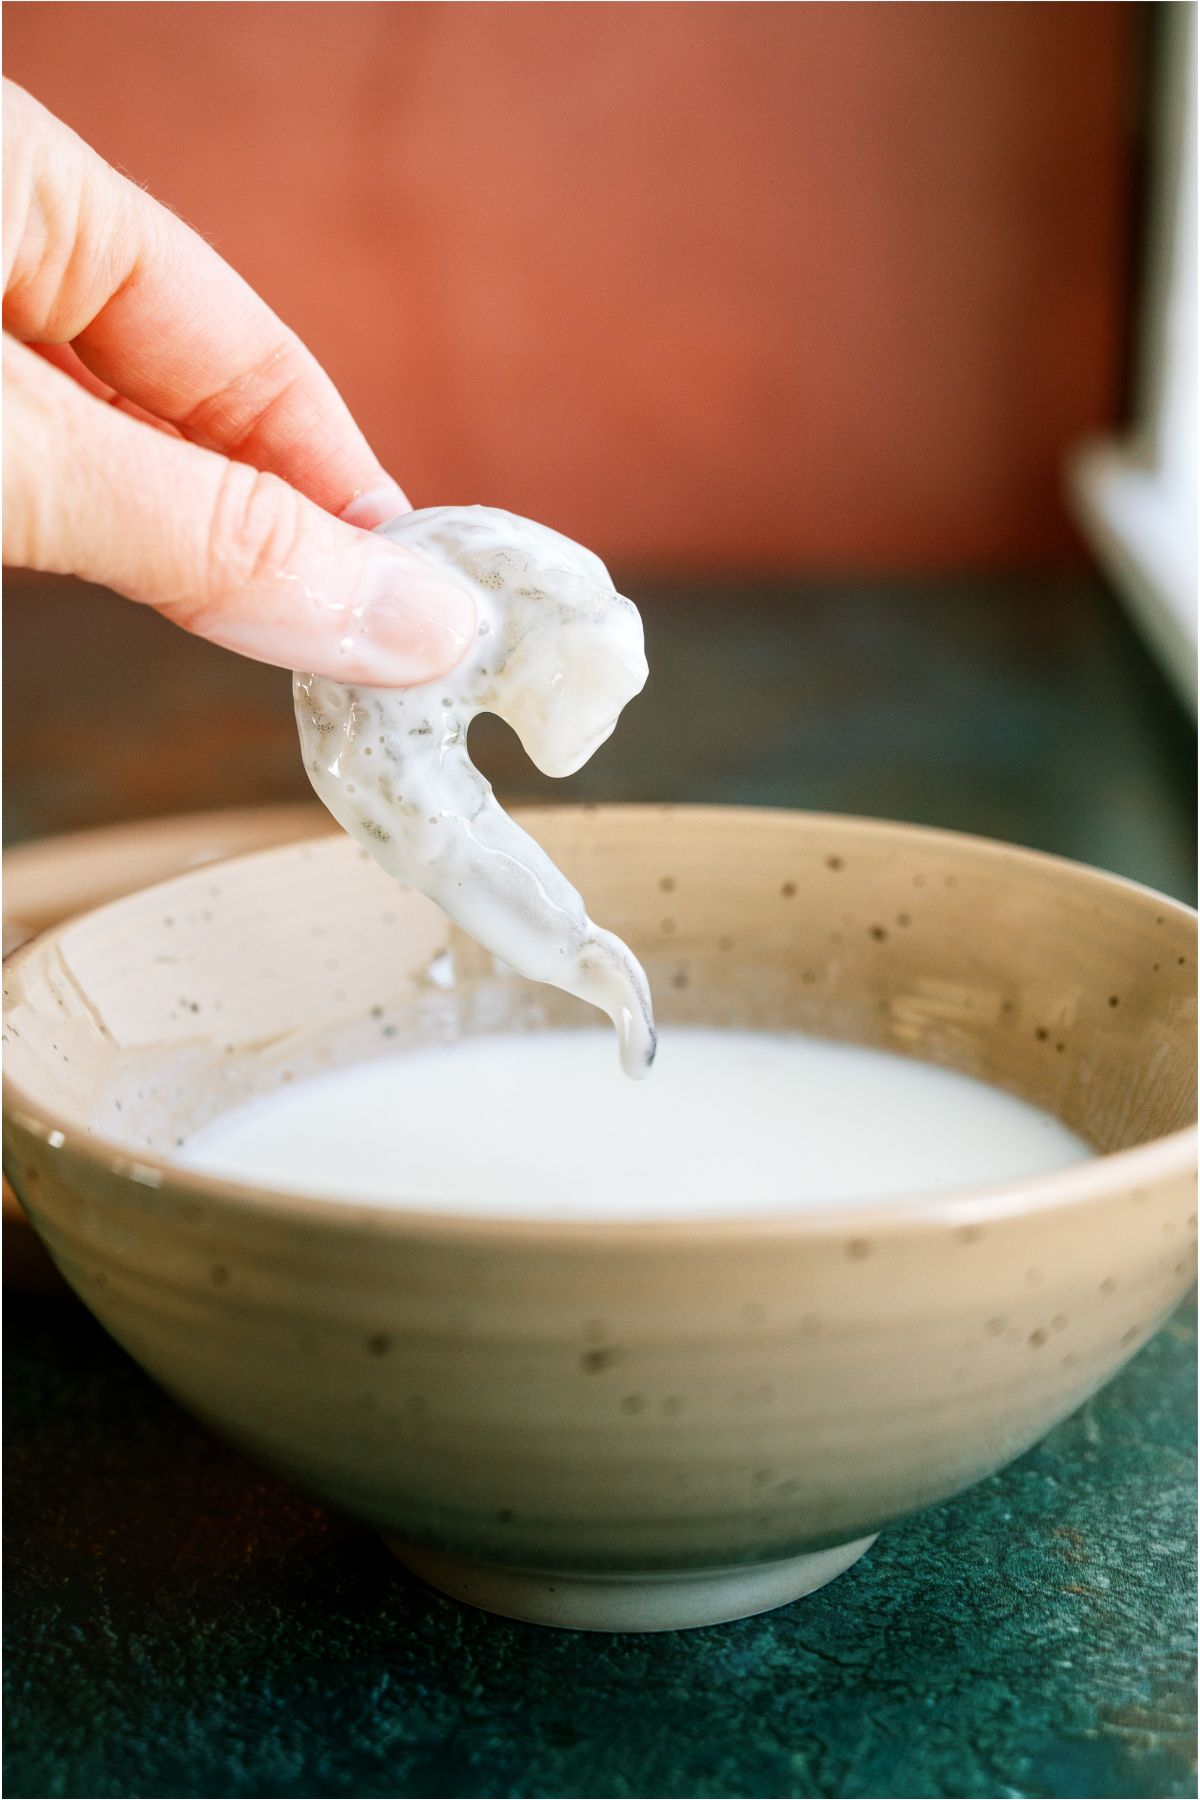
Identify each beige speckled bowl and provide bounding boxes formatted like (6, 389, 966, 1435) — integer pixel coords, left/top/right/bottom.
(4, 807, 1196, 1631)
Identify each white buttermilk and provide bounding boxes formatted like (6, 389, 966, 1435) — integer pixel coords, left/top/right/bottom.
(181, 1029, 1092, 1219)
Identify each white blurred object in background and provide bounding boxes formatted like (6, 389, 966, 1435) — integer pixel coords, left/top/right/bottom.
(1071, 2, 1197, 711)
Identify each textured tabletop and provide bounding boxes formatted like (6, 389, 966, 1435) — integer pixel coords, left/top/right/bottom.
(3, 571, 1196, 1799)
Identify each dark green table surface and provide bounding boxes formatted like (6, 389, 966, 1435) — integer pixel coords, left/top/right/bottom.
(4, 570, 1197, 1800)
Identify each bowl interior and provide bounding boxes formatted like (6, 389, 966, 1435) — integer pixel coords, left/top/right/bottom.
(4, 807, 1195, 1180)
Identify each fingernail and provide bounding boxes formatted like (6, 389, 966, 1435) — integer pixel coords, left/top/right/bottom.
(353, 555, 476, 682)
(340, 479, 411, 531)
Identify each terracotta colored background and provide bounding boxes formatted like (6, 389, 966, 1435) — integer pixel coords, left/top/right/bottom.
(4, 3, 1135, 572)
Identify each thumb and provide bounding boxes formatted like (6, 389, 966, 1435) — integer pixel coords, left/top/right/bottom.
(2, 337, 476, 682)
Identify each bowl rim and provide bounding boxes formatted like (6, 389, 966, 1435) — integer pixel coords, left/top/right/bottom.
(4, 804, 1196, 1248)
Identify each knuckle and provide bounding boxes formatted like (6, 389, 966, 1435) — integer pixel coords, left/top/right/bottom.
(2, 340, 75, 567)
(182, 338, 308, 459)
(205, 462, 306, 604)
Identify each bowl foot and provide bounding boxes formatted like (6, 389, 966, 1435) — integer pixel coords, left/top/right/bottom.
(384, 1533, 878, 1632)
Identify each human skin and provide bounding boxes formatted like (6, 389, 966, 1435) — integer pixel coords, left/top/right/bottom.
(2, 81, 475, 683)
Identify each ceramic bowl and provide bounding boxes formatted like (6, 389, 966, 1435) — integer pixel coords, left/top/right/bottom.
(2, 802, 333, 951)
(3, 805, 334, 1292)
(4, 807, 1196, 1631)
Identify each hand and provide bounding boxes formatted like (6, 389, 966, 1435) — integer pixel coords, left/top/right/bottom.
(2, 82, 475, 682)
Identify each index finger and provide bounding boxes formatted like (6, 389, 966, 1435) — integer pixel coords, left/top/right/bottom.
(3, 81, 407, 525)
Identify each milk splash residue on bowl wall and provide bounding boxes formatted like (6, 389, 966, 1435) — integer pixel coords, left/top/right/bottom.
(295, 507, 656, 1076)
